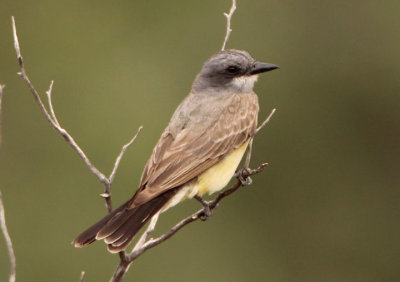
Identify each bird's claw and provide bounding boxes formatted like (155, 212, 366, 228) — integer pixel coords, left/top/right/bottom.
(237, 168, 253, 186)
(194, 195, 213, 221)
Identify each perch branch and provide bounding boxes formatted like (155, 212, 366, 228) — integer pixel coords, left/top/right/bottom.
(0, 190, 16, 282)
(221, 0, 237, 50)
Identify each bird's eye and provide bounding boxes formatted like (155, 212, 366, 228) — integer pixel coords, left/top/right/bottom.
(226, 65, 240, 74)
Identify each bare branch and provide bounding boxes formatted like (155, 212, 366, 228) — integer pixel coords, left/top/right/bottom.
(256, 108, 276, 134)
(109, 126, 143, 183)
(133, 211, 160, 252)
(101, 126, 143, 212)
(0, 84, 5, 149)
(45, 80, 60, 126)
(221, 0, 237, 50)
(0, 190, 16, 282)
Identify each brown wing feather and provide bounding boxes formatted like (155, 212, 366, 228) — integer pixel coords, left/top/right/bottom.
(131, 92, 259, 206)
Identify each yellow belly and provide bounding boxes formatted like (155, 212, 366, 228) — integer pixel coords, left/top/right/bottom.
(162, 141, 249, 212)
(196, 141, 249, 196)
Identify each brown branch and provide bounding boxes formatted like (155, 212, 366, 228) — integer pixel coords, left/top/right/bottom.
(221, 0, 237, 50)
(0, 190, 16, 282)
(11, 16, 142, 213)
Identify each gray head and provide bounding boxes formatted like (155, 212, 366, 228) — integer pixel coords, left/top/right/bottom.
(192, 49, 278, 94)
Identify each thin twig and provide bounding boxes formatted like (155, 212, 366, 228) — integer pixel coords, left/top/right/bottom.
(109, 126, 143, 183)
(256, 108, 276, 134)
(45, 80, 60, 126)
(133, 211, 160, 251)
(79, 270, 85, 282)
(0, 84, 4, 149)
(100, 126, 143, 212)
(0, 190, 16, 282)
(221, 0, 237, 50)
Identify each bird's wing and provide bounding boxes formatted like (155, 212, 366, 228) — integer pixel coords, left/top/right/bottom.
(131, 92, 259, 207)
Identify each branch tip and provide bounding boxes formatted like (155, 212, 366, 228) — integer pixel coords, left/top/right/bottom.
(79, 270, 85, 282)
(221, 0, 237, 50)
(256, 108, 276, 134)
(11, 16, 23, 67)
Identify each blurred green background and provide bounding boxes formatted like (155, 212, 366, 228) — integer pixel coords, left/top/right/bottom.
(1, 0, 399, 281)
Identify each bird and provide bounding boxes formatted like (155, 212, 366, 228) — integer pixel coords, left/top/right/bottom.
(73, 49, 279, 253)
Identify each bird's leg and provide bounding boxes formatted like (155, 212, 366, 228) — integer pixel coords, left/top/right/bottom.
(236, 168, 253, 186)
(194, 195, 212, 221)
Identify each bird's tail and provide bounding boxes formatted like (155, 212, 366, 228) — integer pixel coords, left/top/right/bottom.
(73, 189, 178, 253)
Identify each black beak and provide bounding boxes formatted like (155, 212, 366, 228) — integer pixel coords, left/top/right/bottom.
(249, 62, 279, 75)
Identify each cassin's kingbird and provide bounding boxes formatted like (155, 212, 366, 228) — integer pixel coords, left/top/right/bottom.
(74, 49, 279, 253)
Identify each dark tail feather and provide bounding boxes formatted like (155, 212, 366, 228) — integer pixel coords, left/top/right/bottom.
(73, 188, 178, 253)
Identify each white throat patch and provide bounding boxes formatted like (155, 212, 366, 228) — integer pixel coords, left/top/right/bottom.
(231, 75, 259, 92)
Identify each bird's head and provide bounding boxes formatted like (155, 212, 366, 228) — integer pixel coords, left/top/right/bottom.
(192, 49, 279, 94)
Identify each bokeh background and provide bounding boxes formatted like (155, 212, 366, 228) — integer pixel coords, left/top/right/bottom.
(1, 0, 399, 281)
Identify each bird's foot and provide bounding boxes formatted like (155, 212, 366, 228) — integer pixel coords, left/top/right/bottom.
(194, 195, 212, 221)
(236, 168, 253, 186)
